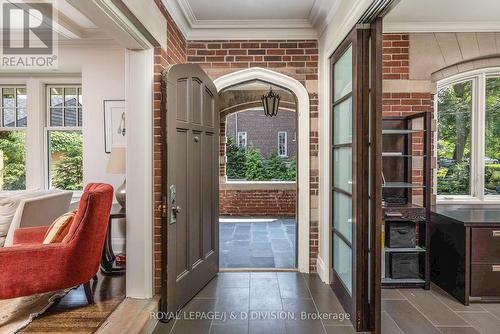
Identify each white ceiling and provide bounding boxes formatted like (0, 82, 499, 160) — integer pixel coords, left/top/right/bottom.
(385, 0, 500, 32)
(163, 0, 339, 40)
(56, 0, 97, 30)
(187, 0, 316, 21)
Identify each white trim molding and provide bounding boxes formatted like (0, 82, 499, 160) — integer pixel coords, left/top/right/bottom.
(162, 0, 318, 40)
(214, 68, 311, 273)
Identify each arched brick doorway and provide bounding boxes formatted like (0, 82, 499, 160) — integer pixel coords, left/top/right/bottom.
(214, 68, 310, 272)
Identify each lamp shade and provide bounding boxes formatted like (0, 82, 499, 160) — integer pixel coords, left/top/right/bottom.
(106, 147, 126, 174)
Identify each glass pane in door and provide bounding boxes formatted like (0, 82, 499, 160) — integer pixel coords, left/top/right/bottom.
(334, 234, 352, 293)
(333, 148, 352, 193)
(333, 98, 353, 145)
(333, 192, 352, 242)
(332, 44, 354, 298)
(334, 46, 353, 100)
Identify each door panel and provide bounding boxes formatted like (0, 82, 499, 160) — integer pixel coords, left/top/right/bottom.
(202, 133, 214, 256)
(175, 129, 189, 277)
(330, 20, 382, 333)
(161, 64, 219, 316)
(191, 78, 202, 124)
(189, 130, 202, 266)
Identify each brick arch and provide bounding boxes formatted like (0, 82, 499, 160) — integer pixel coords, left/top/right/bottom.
(432, 55, 500, 82)
(214, 67, 310, 273)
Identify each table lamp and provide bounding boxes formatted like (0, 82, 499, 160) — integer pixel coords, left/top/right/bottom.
(106, 147, 126, 208)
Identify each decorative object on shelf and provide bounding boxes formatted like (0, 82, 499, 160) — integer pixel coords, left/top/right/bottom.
(261, 87, 280, 117)
(106, 147, 126, 208)
(104, 100, 126, 153)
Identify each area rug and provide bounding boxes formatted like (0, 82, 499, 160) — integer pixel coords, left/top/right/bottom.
(0, 289, 69, 334)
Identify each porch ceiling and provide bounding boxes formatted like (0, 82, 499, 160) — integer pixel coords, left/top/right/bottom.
(162, 0, 341, 40)
(385, 0, 500, 33)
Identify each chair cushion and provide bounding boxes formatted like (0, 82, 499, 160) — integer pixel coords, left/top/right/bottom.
(43, 211, 77, 244)
(0, 195, 24, 240)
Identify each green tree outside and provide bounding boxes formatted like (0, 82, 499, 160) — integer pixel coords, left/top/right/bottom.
(50, 131, 83, 190)
(0, 131, 26, 190)
(226, 135, 296, 182)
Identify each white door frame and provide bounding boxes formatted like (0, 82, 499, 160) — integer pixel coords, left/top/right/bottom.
(125, 49, 154, 298)
(214, 67, 310, 273)
(69, 0, 158, 299)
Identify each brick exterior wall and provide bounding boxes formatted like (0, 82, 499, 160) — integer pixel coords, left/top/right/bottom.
(226, 109, 297, 159)
(383, 34, 409, 80)
(220, 189, 296, 217)
(187, 40, 320, 272)
(151, 4, 320, 291)
(153, 0, 187, 293)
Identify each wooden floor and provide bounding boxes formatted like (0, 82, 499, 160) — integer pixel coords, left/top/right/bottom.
(20, 273, 125, 334)
(382, 284, 500, 334)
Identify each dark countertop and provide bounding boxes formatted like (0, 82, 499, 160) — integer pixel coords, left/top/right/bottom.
(432, 204, 500, 226)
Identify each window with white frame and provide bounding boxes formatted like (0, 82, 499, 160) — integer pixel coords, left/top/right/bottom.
(0, 87, 27, 190)
(237, 131, 247, 150)
(437, 69, 500, 202)
(278, 131, 287, 157)
(46, 86, 83, 190)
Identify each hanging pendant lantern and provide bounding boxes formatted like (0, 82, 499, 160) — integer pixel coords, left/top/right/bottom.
(261, 87, 280, 117)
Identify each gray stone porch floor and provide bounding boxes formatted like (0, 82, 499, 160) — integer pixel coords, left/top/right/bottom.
(219, 218, 296, 269)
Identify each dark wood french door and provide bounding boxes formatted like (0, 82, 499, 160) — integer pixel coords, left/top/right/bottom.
(330, 19, 383, 333)
(160, 64, 220, 316)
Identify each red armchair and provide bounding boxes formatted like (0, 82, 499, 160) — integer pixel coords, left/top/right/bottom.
(0, 183, 113, 303)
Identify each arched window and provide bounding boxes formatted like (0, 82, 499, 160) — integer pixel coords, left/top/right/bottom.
(437, 68, 500, 202)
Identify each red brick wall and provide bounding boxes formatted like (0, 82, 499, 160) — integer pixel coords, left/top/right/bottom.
(153, 0, 187, 293)
(383, 34, 409, 80)
(382, 92, 433, 116)
(187, 40, 320, 272)
(220, 189, 296, 217)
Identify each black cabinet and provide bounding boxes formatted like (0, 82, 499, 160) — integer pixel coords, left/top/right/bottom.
(431, 205, 500, 305)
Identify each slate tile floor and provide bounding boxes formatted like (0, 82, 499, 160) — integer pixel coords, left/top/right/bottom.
(153, 272, 500, 334)
(382, 283, 500, 334)
(219, 218, 296, 269)
(153, 272, 356, 334)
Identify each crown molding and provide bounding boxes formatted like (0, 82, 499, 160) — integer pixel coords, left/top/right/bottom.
(309, 0, 341, 35)
(162, 0, 318, 40)
(384, 21, 500, 33)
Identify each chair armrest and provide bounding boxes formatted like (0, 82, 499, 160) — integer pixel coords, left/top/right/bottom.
(13, 226, 49, 245)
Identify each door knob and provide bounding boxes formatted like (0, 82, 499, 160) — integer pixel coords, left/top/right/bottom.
(172, 205, 181, 214)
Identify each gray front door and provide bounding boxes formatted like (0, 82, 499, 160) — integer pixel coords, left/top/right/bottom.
(161, 64, 219, 315)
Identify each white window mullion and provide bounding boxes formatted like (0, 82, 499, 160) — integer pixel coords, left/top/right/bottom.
(25, 78, 45, 190)
(470, 76, 479, 199)
(476, 74, 486, 201)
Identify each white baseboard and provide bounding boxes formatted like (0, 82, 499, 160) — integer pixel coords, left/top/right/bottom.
(316, 255, 330, 284)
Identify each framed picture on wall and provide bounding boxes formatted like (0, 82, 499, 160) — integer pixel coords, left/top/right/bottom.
(104, 100, 126, 153)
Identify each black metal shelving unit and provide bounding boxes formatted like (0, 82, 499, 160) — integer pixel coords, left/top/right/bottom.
(381, 112, 431, 289)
